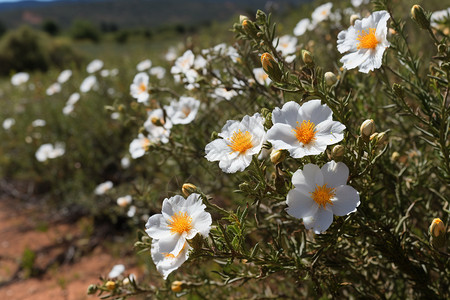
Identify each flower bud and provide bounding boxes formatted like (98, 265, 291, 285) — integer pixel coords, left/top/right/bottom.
(301, 50, 314, 65)
(210, 131, 218, 140)
(375, 131, 388, 145)
(411, 5, 430, 30)
(171, 281, 185, 292)
(350, 14, 360, 26)
(438, 44, 447, 54)
(369, 132, 379, 141)
(182, 183, 198, 197)
(151, 116, 165, 126)
(331, 145, 345, 160)
(270, 149, 287, 165)
(429, 218, 446, 249)
(87, 284, 98, 295)
(392, 83, 404, 99)
(239, 15, 248, 24)
(256, 10, 267, 22)
(105, 281, 116, 291)
(261, 53, 283, 82)
(242, 19, 259, 39)
(360, 119, 375, 140)
(324, 72, 337, 86)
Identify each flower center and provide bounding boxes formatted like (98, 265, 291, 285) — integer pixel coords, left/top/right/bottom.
(357, 28, 378, 50)
(139, 82, 147, 93)
(181, 106, 191, 118)
(293, 120, 317, 145)
(141, 137, 150, 151)
(228, 129, 253, 154)
(310, 184, 335, 209)
(168, 212, 193, 235)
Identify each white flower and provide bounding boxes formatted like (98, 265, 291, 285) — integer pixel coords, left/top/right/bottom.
(275, 35, 297, 63)
(3, 118, 15, 130)
(11, 72, 29, 86)
(171, 50, 195, 75)
(80, 75, 97, 93)
(100, 69, 110, 77)
(111, 112, 120, 120)
(351, 0, 369, 8)
(35, 143, 65, 162)
(94, 181, 113, 195)
(130, 72, 150, 104)
(117, 195, 132, 207)
(127, 205, 137, 217)
(212, 87, 238, 101)
(286, 161, 360, 234)
(145, 193, 212, 279)
(311, 2, 333, 24)
(86, 59, 104, 73)
(57, 69, 72, 84)
(121, 156, 131, 169)
(66, 92, 81, 106)
(32, 119, 46, 127)
(143, 109, 173, 144)
(293, 18, 312, 36)
(431, 8, 450, 27)
(110, 69, 119, 76)
(63, 105, 74, 115)
(149, 66, 166, 79)
(253, 68, 271, 85)
(165, 47, 178, 61)
(137, 59, 152, 71)
(337, 10, 390, 73)
(129, 133, 151, 159)
(164, 97, 200, 125)
(205, 113, 266, 173)
(46, 82, 61, 96)
(108, 264, 125, 278)
(266, 100, 345, 158)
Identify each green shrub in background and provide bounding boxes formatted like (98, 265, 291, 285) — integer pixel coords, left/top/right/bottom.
(70, 19, 101, 43)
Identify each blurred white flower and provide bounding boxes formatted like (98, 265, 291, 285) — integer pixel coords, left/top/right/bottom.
(212, 87, 238, 101)
(145, 193, 212, 279)
(171, 50, 195, 75)
(293, 18, 313, 36)
(253, 68, 271, 85)
(130, 72, 150, 104)
(165, 46, 178, 61)
(351, 0, 369, 8)
(337, 10, 390, 73)
(66, 92, 81, 106)
(205, 113, 266, 173)
(80, 75, 97, 93)
(275, 35, 297, 63)
(127, 205, 136, 217)
(149, 66, 166, 79)
(164, 96, 200, 125)
(108, 264, 125, 278)
(143, 109, 173, 144)
(46, 82, 62, 96)
(86, 59, 104, 73)
(32, 119, 46, 127)
(110, 68, 119, 76)
(11, 72, 30, 86)
(266, 100, 345, 158)
(35, 143, 65, 162)
(311, 2, 333, 24)
(100, 69, 110, 77)
(431, 8, 450, 27)
(111, 112, 120, 120)
(94, 181, 113, 195)
(129, 133, 151, 159)
(117, 195, 132, 207)
(2, 118, 15, 130)
(286, 161, 360, 234)
(57, 69, 72, 84)
(62, 104, 74, 115)
(121, 156, 131, 168)
(137, 59, 152, 71)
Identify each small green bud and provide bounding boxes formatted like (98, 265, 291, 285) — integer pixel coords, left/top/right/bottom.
(239, 15, 248, 24)
(392, 83, 404, 99)
(261, 53, 283, 82)
(182, 183, 198, 197)
(270, 149, 287, 165)
(301, 50, 314, 65)
(438, 44, 447, 53)
(87, 284, 98, 295)
(242, 19, 259, 39)
(105, 281, 116, 291)
(324, 72, 337, 86)
(239, 182, 252, 193)
(256, 10, 267, 22)
(429, 218, 446, 250)
(151, 116, 165, 127)
(331, 145, 345, 161)
(171, 281, 185, 293)
(442, 62, 450, 73)
(411, 5, 430, 30)
(360, 119, 375, 140)
(350, 14, 360, 26)
(210, 131, 218, 140)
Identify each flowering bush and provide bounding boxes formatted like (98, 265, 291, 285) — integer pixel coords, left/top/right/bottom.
(0, 0, 449, 298)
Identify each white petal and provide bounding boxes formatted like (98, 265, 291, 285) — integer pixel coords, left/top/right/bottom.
(266, 123, 299, 150)
(291, 164, 323, 188)
(205, 139, 231, 162)
(218, 154, 251, 173)
(191, 210, 212, 237)
(145, 214, 172, 239)
(299, 100, 332, 124)
(272, 101, 301, 125)
(286, 188, 318, 219)
(151, 240, 190, 280)
(331, 185, 360, 216)
(303, 208, 334, 234)
(289, 143, 325, 158)
(321, 161, 349, 188)
(158, 233, 185, 257)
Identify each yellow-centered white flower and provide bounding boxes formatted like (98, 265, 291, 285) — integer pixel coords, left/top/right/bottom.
(205, 113, 266, 173)
(130, 72, 150, 104)
(145, 193, 212, 279)
(287, 161, 360, 234)
(337, 10, 390, 73)
(266, 100, 345, 158)
(164, 96, 200, 125)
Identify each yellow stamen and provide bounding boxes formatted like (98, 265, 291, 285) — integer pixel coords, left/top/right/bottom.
(293, 120, 317, 145)
(141, 137, 150, 151)
(168, 212, 192, 235)
(181, 106, 191, 118)
(310, 184, 335, 209)
(228, 129, 253, 154)
(356, 28, 378, 50)
(139, 82, 147, 93)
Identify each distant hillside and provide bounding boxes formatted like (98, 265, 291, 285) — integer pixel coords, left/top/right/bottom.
(0, 0, 312, 30)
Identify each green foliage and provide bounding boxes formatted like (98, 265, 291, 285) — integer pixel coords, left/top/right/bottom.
(70, 19, 101, 43)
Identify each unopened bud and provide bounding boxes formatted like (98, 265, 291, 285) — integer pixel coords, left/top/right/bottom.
(270, 149, 287, 165)
(369, 132, 379, 141)
(242, 19, 259, 39)
(182, 183, 198, 197)
(324, 72, 337, 86)
(411, 5, 430, 30)
(331, 145, 345, 160)
(301, 50, 314, 65)
(105, 281, 116, 291)
(151, 116, 165, 126)
(376, 131, 388, 145)
(256, 10, 267, 22)
(171, 280, 185, 292)
(360, 119, 375, 140)
(261, 53, 283, 82)
(350, 14, 360, 26)
(239, 182, 252, 193)
(438, 44, 446, 53)
(392, 83, 404, 99)
(429, 218, 446, 249)
(210, 131, 218, 140)
(239, 15, 248, 24)
(87, 284, 98, 295)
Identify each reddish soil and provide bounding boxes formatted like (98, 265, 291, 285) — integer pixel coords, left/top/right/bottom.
(0, 196, 141, 300)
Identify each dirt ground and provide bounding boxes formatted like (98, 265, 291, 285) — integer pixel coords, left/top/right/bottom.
(0, 195, 141, 300)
